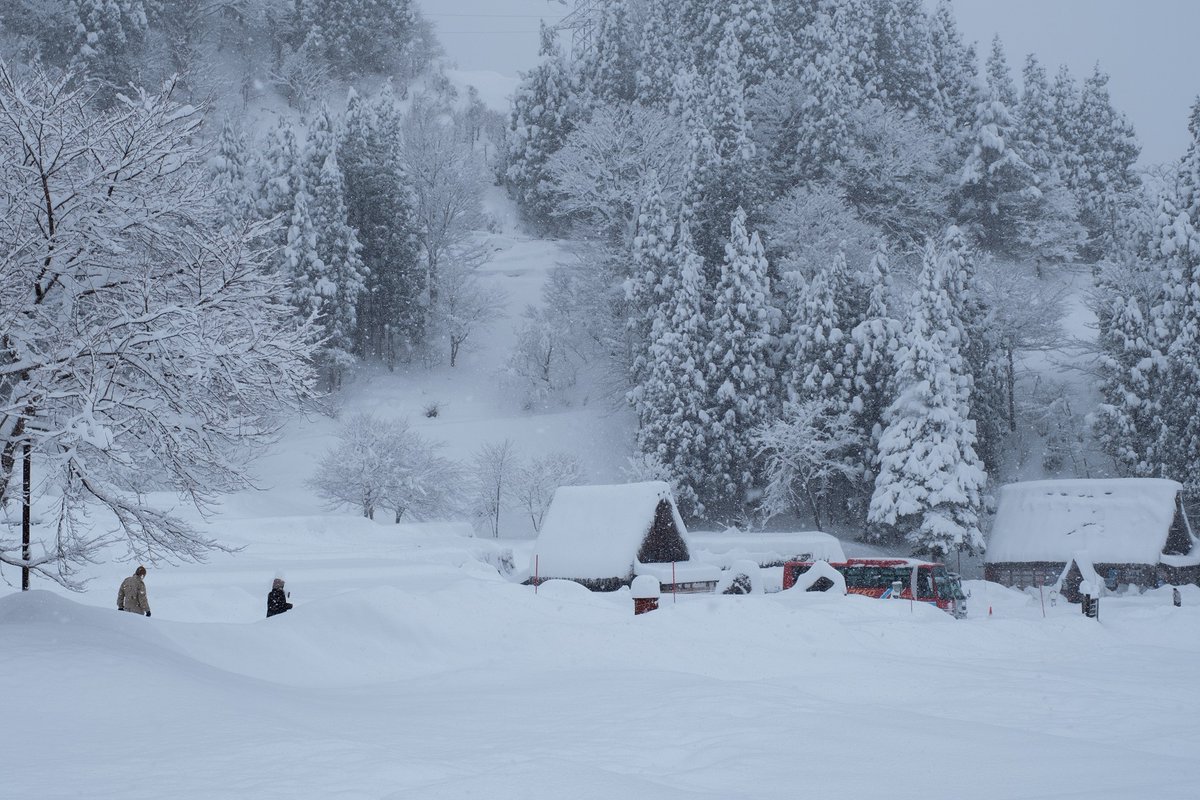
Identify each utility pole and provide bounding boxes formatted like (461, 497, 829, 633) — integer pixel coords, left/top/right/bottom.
(22, 439, 30, 591)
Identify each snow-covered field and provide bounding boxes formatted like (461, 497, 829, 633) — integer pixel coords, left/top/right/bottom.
(4, 520, 1199, 799)
(3, 170, 1195, 800)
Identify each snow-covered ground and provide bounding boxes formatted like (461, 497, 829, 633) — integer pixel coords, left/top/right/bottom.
(4, 522, 1200, 799)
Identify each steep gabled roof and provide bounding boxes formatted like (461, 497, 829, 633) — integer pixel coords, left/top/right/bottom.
(531, 481, 689, 580)
(986, 478, 1190, 564)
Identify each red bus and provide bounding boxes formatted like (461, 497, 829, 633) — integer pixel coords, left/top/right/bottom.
(782, 558, 968, 618)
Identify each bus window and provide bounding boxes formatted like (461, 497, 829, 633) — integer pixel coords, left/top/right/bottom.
(915, 568, 933, 599)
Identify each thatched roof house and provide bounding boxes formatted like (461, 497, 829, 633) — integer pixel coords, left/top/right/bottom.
(529, 481, 699, 591)
(984, 478, 1200, 595)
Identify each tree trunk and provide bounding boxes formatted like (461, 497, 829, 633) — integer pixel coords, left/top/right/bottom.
(1006, 347, 1017, 432)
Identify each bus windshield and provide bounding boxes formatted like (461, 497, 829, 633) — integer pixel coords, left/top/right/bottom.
(934, 567, 965, 600)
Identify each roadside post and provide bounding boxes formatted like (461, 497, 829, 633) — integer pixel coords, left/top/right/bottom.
(632, 575, 660, 615)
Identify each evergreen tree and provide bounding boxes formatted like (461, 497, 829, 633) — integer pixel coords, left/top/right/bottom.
(1048, 64, 1083, 187)
(1072, 65, 1141, 261)
(1016, 54, 1057, 179)
(626, 172, 677, 391)
(294, 0, 418, 76)
(505, 24, 580, 228)
(686, 28, 760, 269)
(635, 0, 683, 108)
(309, 150, 367, 386)
(253, 120, 301, 233)
(583, 0, 638, 104)
(1149, 98, 1200, 490)
(788, 1, 867, 182)
(282, 182, 327, 321)
(849, 245, 903, 482)
(702, 208, 776, 518)
(956, 85, 1036, 254)
(926, 0, 979, 136)
(869, 0, 939, 121)
(786, 251, 858, 408)
(210, 117, 252, 232)
(634, 223, 711, 516)
(869, 241, 986, 558)
(1094, 290, 1160, 477)
(697, 0, 783, 91)
(941, 226, 1006, 469)
(70, 0, 150, 104)
(984, 35, 1018, 110)
(340, 86, 423, 363)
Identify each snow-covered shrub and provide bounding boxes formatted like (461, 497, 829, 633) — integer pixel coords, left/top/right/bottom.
(309, 414, 462, 523)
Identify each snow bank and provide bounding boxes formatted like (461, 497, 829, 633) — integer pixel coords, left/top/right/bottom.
(687, 529, 846, 567)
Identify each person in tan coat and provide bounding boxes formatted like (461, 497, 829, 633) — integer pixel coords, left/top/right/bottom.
(117, 566, 151, 617)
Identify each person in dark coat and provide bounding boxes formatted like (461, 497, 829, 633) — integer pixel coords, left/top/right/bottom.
(267, 577, 293, 618)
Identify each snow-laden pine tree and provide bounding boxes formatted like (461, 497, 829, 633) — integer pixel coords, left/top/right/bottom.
(1094, 288, 1161, 478)
(582, 0, 638, 104)
(684, 27, 760, 269)
(1071, 65, 1141, 261)
(293, 0, 419, 77)
(301, 101, 338, 194)
(505, 23, 580, 229)
(1148, 98, 1200, 491)
(868, 0, 939, 122)
(984, 35, 1018, 110)
(340, 86, 423, 363)
(926, 0, 979, 136)
(635, 0, 683, 108)
(1011, 53, 1086, 264)
(308, 151, 367, 386)
(70, 0, 149, 104)
(253, 120, 301, 233)
(1048, 64, 1082, 187)
(941, 226, 1006, 471)
(785, 251, 858, 408)
(0, 64, 317, 583)
(634, 223, 710, 517)
(869, 241, 986, 559)
(788, 0, 867, 182)
(697, 0, 782, 91)
(849, 245, 903, 483)
(956, 80, 1037, 255)
(702, 207, 776, 519)
(210, 117, 252, 232)
(282, 181, 327, 320)
(625, 171, 677, 391)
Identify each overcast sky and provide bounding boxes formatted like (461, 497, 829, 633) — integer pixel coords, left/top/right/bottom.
(418, 0, 1200, 166)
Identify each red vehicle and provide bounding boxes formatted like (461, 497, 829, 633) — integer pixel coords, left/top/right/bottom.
(782, 558, 968, 618)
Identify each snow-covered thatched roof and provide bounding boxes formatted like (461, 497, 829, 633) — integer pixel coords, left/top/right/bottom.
(987, 478, 1190, 565)
(530, 481, 688, 581)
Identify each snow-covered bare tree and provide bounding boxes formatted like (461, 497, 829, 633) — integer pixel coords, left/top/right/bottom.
(471, 439, 517, 538)
(514, 452, 584, 532)
(755, 399, 860, 531)
(309, 414, 460, 523)
(0, 63, 318, 587)
(401, 91, 489, 316)
(433, 252, 506, 367)
(546, 103, 688, 245)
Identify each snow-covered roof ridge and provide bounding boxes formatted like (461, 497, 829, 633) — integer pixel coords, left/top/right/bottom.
(530, 481, 688, 580)
(987, 478, 1189, 565)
